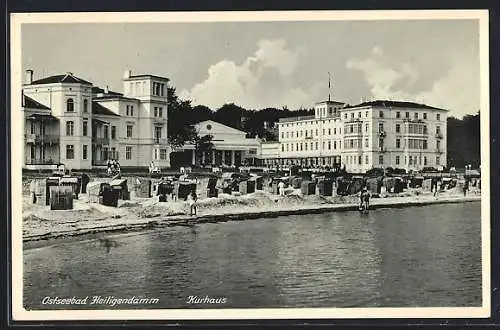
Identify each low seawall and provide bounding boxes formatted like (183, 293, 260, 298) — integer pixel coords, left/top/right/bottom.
(22, 195, 481, 243)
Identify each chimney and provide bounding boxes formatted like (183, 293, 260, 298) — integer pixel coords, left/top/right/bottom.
(25, 69, 33, 84)
(105, 85, 109, 94)
(123, 69, 132, 79)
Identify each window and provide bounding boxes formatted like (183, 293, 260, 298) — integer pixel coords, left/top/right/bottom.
(396, 124, 401, 133)
(315, 142, 318, 150)
(358, 156, 362, 165)
(379, 138, 384, 148)
(365, 124, 369, 132)
(379, 110, 384, 118)
(423, 140, 428, 149)
(396, 111, 401, 118)
(30, 145, 35, 160)
(126, 146, 132, 160)
(66, 98, 74, 112)
(127, 125, 133, 138)
(83, 145, 88, 160)
(30, 122, 35, 134)
(378, 122, 384, 132)
(130, 106, 134, 116)
(104, 126, 109, 139)
(423, 113, 427, 119)
(396, 138, 401, 148)
(334, 141, 337, 149)
(155, 126, 161, 140)
(424, 156, 428, 166)
(437, 140, 441, 150)
(83, 99, 88, 113)
(436, 126, 441, 134)
(66, 145, 74, 159)
(365, 111, 369, 117)
(365, 138, 369, 147)
(160, 149, 167, 160)
(281, 132, 284, 139)
(328, 141, 331, 150)
(379, 155, 384, 165)
(437, 114, 441, 121)
(365, 155, 369, 164)
(328, 128, 331, 135)
(405, 112, 410, 119)
(344, 113, 347, 119)
(111, 126, 116, 139)
(83, 120, 88, 136)
(315, 129, 318, 136)
(300, 143, 303, 151)
(351, 113, 355, 119)
(66, 121, 74, 136)
(126, 105, 130, 116)
(281, 144, 284, 152)
(436, 156, 440, 165)
(396, 156, 400, 165)
(305, 143, 308, 151)
(358, 112, 361, 118)
(414, 112, 419, 120)
(334, 128, 337, 135)
(154, 107, 158, 117)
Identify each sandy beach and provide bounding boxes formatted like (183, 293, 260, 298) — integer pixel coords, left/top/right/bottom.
(21, 178, 481, 243)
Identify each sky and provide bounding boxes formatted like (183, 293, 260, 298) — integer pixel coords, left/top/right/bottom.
(21, 19, 481, 118)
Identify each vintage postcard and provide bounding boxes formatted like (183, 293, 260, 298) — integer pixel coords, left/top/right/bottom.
(10, 10, 490, 321)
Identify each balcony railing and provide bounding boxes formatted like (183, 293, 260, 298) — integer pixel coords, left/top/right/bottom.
(26, 158, 59, 165)
(379, 146, 387, 152)
(378, 130, 387, 137)
(92, 137, 110, 145)
(25, 134, 60, 144)
(435, 132, 443, 139)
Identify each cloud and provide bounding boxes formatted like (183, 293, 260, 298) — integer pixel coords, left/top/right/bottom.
(180, 39, 322, 110)
(346, 46, 479, 118)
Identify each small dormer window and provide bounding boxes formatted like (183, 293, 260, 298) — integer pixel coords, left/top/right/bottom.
(66, 98, 74, 112)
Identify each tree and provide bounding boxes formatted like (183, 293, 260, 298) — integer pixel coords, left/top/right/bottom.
(194, 134, 214, 166)
(167, 86, 197, 148)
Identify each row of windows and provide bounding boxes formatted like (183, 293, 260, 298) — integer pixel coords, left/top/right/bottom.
(153, 148, 168, 160)
(344, 154, 441, 166)
(281, 127, 342, 139)
(64, 121, 137, 138)
(64, 145, 134, 160)
(153, 106, 164, 117)
(281, 140, 341, 152)
(280, 119, 340, 128)
(126, 105, 135, 116)
(342, 110, 441, 121)
(152, 82, 166, 97)
(281, 122, 442, 139)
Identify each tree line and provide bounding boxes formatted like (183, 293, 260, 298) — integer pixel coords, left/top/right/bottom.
(167, 86, 481, 169)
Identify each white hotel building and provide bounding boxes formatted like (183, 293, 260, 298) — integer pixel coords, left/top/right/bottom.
(22, 69, 170, 170)
(267, 99, 448, 173)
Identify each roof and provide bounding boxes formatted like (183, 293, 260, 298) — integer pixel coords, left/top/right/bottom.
(30, 73, 93, 86)
(91, 86, 123, 96)
(92, 102, 120, 117)
(23, 95, 50, 110)
(26, 113, 59, 121)
(315, 100, 346, 105)
(126, 74, 170, 81)
(345, 100, 448, 111)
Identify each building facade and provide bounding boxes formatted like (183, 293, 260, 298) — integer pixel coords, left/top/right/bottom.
(22, 69, 170, 170)
(173, 120, 261, 167)
(275, 100, 448, 173)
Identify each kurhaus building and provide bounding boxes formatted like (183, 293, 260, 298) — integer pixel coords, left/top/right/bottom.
(22, 69, 170, 170)
(266, 99, 448, 173)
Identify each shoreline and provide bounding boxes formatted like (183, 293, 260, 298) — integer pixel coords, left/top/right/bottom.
(22, 193, 481, 244)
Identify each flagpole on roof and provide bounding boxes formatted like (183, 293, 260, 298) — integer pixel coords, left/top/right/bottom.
(328, 72, 331, 102)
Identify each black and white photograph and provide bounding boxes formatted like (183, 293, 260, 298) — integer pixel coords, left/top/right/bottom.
(10, 10, 490, 320)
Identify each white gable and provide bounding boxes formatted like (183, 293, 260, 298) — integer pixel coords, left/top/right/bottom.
(195, 120, 246, 139)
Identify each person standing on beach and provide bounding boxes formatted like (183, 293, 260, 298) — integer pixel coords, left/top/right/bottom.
(463, 179, 469, 196)
(187, 191, 198, 216)
(278, 180, 285, 196)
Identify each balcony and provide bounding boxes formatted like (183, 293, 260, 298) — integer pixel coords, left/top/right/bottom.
(379, 146, 387, 153)
(378, 130, 387, 137)
(25, 134, 60, 144)
(435, 132, 443, 139)
(92, 137, 110, 145)
(26, 158, 59, 165)
(154, 137, 169, 145)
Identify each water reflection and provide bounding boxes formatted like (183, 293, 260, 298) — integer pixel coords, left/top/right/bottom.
(24, 202, 481, 309)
